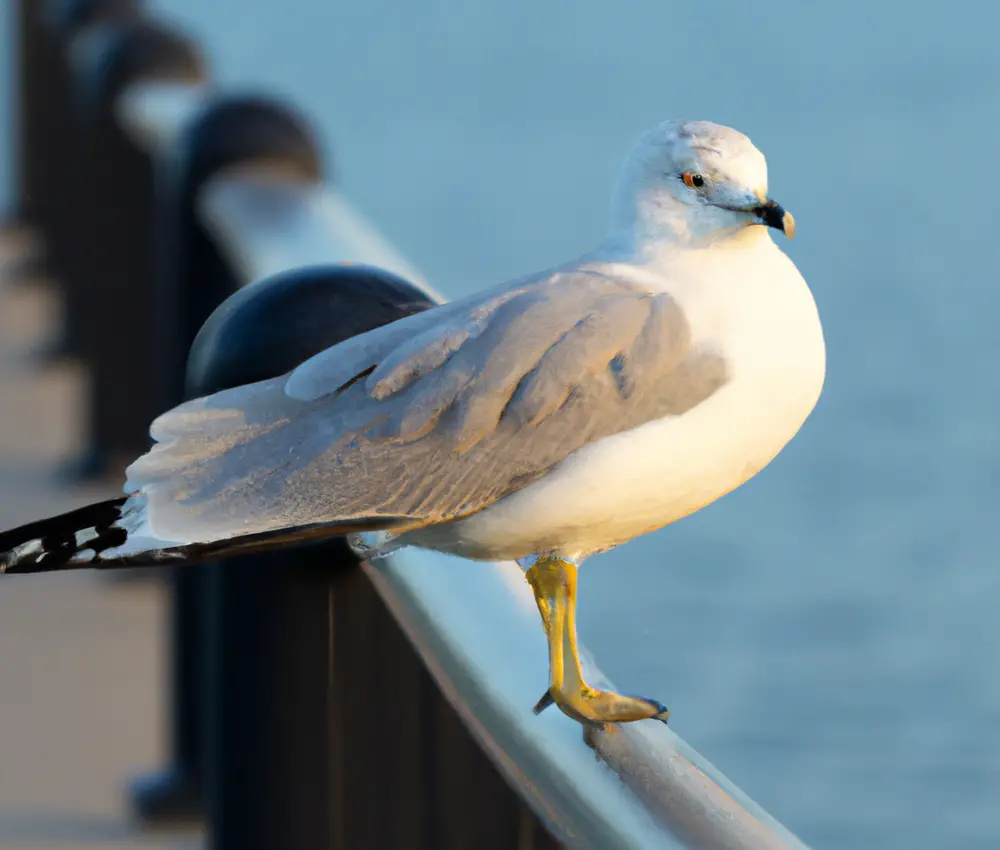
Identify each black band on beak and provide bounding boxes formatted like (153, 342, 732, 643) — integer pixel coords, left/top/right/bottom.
(753, 199, 789, 233)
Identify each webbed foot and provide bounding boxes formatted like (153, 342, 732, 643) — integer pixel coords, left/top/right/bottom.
(524, 555, 669, 726)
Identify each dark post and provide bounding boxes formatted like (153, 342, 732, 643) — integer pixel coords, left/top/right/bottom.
(13, 0, 125, 228)
(24, 0, 141, 357)
(11, 0, 47, 229)
(129, 95, 323, 825)
(186, 264, 562, 850)
(64, 17, 205, 478)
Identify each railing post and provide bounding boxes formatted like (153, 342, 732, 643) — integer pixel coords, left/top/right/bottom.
(157, 94, 323, 404)
(184, 263, 562, 850)
(12, 0, 47, 228)
(67, 17, 204, 478)
(128, 95, 323, 826)
(13, 0, 114, 229)
(188, 264, 434, 850)
(28, 0, 141, 361)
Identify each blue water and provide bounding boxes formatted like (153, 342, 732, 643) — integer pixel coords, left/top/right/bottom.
(12, 0, 1000, 845)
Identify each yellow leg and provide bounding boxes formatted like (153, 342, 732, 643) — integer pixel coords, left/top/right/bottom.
(524, 555, 670, 726)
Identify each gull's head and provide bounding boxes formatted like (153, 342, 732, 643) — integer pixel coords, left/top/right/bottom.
(609, 119, 794, 249)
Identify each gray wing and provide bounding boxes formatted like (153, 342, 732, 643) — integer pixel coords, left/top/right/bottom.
(125, 268, 728, 545)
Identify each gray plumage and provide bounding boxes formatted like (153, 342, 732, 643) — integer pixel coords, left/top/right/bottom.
(125, 267, 728, 547)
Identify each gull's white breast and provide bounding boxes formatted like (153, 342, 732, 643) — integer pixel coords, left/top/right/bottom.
(414, 236, 826, 562)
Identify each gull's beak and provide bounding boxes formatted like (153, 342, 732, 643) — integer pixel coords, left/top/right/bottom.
(752, 199, 796, 239)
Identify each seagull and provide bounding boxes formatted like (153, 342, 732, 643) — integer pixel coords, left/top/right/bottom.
(0, 120, 825, 727)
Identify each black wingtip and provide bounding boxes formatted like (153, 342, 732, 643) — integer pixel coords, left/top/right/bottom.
(0, 498, 129, 575)
(1, 502, 413, 575)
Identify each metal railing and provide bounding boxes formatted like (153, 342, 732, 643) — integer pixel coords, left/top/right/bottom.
(7, 2, 811, 848)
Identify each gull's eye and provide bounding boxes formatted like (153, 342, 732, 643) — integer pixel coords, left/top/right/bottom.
(682, 172, 705, 189)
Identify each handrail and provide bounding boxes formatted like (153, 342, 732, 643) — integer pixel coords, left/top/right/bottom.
(116, 80, 810, 850)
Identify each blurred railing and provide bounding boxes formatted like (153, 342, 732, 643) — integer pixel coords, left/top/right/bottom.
(7, 2, 812, 849)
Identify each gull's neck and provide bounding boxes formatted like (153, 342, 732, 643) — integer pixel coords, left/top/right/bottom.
(594, 215, 771, 274)
(596, 185, 771, 272)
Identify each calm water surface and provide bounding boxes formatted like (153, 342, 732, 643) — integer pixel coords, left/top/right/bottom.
(17, 1, 1000, 845)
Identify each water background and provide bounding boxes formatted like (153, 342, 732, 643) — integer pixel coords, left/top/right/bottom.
(7, 2, 1000, 847)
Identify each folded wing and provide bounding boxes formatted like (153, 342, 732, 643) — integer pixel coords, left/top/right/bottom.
(125, 269, 728, 546)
